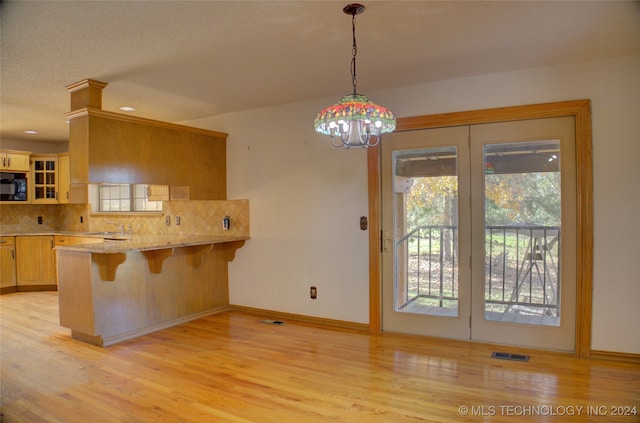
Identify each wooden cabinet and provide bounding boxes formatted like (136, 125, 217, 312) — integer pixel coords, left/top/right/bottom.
(58, 153, 70, 204)
(147, 184, 170, 201)
(67, 80, 227, 202)
(0, 237, 17, 293)
(0, 150, 31, 171)
(31, 155, 58, 203)
(16, 236, 56, 288)
(1, 235, 105, 293)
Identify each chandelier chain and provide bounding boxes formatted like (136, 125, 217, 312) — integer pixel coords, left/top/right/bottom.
(351, 13, 358, 95)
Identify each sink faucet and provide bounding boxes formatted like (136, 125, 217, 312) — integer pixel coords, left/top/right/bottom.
(106, 221, 125, 234)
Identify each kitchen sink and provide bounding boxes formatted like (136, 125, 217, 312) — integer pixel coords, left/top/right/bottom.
(83, 232, 129, 240)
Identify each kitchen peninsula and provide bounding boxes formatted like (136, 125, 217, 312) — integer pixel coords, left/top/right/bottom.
(50, 79, 250, 347)
(56, 234, 247, 347)
(0, 78, 248, 346)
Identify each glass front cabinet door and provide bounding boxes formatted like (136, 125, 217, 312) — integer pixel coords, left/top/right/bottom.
(31, 155, 58, 203)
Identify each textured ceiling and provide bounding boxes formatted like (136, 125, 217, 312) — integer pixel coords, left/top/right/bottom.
(1, 0, 639, 144)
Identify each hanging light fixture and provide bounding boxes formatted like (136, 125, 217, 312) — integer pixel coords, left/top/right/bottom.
(314, 3, 396, 148)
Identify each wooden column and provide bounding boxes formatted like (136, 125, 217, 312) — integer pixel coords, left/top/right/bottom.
(66, 79, 108, 112)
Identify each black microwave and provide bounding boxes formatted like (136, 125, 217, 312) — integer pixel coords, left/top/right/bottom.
(0, 172, 28, 201)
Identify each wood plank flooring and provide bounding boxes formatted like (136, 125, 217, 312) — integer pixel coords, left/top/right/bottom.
(1, 291, 639, 422)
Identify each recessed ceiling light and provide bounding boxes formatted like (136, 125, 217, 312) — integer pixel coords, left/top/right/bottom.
(24, 130, 38, 135)
(119, 106, 136, 112)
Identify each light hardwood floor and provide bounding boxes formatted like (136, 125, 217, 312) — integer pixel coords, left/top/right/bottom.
(1, 292, 638, 422)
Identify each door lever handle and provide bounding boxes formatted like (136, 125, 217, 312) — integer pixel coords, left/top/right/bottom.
(381, 230, 393, 253)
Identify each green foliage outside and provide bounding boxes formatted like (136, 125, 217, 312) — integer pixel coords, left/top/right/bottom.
(399, 171, 561, 312)
(405, 172, 561, 231)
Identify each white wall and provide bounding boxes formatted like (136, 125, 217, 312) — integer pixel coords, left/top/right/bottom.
(187, 55, 640, 354)
(193, 107, 371, 323)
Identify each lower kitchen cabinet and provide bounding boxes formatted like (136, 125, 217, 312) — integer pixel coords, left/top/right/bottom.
(16, 236, 56, 289)
(0, 236, 17, 293)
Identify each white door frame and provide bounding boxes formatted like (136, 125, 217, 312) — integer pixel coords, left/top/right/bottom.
(367, 100, 593, 358)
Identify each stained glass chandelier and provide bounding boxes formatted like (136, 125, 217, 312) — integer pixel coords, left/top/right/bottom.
(314, 3, 396, 148)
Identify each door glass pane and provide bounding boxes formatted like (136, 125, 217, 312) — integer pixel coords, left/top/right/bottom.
(393, 147, 458, 317)
(483, 140, 561, 326)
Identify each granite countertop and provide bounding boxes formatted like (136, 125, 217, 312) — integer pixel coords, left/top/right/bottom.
(0, 230, 122, 238)
(1, 231, 248, 254)
(61, 234, 249, 254)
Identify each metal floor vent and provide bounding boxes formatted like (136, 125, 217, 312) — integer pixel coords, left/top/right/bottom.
(491, 352, 530, 362)
(260, 319, 285, 325)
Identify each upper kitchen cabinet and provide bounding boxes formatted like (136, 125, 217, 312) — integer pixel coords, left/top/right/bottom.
(58, 153, 70, 204)
(31, 154, 58, 203)
(65, 79, 228, 203)
(0, 150, 31, 172)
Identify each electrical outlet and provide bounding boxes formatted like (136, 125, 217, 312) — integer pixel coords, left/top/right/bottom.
(310, 286, 317, 300)
(176, 216, 181, 226)
(165, 215, 171, 226)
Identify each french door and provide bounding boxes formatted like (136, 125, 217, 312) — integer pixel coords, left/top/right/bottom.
(381, 117, 577, 351)
(381, 125, 471, 339)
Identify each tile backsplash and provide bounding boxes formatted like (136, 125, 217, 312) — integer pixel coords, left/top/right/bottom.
(0, 204, 64, 233)
(0, 199, 249, 237)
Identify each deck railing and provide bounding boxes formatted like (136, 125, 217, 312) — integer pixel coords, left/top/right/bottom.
(485, 225, 560, 317)
(396, 225, 458, 310)
(395, 225, 560, 316)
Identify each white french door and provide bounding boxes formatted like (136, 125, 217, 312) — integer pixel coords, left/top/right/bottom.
(381, 125, 472, 339)
(381, 117, 577, 351)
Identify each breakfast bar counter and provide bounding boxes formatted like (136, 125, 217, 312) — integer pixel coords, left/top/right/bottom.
(56, 234, 248, 347)
(56, 233, 249, 254)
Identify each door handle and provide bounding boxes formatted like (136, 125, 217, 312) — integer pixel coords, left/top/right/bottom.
(381, 230, 393, 253)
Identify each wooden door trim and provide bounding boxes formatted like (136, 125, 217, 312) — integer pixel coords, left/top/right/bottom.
(368, 99, 593, 358)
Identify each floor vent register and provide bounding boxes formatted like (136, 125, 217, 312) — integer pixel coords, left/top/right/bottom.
(260, 319, 285, 325)
(491, 351, 530, 362)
